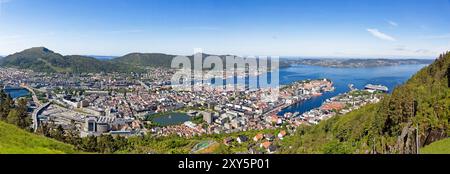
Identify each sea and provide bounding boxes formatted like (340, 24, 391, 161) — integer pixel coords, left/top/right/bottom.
(143, 63, 430, 125)
(277, 64, 429, 115)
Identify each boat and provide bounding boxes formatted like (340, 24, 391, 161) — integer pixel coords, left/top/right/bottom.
(365, 84, 389, 92)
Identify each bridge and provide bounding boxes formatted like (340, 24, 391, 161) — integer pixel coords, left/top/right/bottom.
(32, 102, 50, 132)
(19, 84, 42, 107)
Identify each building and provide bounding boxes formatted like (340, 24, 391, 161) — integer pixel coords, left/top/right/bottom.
(237, 135, 249, 144)
(77, 100, 90, 108)
(84, 117, 97, 132)
(223, 137, 234, 146)
(264, 134, 275, 141)
(260, 141, 272, 149)
(253, 133, 264, 142)
(267, 145, 277, 154)
(278, 130, 287, 140)
(202, 112, 213, 124)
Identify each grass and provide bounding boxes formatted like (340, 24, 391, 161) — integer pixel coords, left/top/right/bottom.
(0, 121, 78, 154)
(421, 138, 450, 154)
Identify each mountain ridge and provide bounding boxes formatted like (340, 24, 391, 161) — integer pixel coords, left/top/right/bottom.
(0, 47, 441, 73)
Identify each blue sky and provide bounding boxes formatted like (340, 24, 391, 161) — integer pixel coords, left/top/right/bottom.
(0, 0, 449, 58)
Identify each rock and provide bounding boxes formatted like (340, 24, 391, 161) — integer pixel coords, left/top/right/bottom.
(396, 122, 418, 154)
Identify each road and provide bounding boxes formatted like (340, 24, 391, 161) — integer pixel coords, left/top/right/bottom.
(20, 84, 42, 107)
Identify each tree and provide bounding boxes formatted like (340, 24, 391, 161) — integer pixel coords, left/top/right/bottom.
(36, 123, 51, 137)
(50, 124, 66, 142)
(0, 93, 13, 121)
(16, 99, 31, 129)
(97, 134, 117, 153)
(65, 120, 81, 145)
(6, 109, 20, 126)
(81, 136, 98, 152)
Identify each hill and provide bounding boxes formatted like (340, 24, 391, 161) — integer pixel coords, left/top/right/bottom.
(0, 47, 142, 73)
(0, 121, 78, 154)
(113, 53, 177, 68)
(281, 52, 450, 154)
(0, 47, 233, 72)
(113, 53, 233, 68)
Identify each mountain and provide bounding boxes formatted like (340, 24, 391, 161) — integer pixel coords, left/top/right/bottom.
(281, 51, 450, 154)
(0, 47, 142, 73)
(0, 47, 232, 72)
(113, 53, 177, 68)
(113, 52, 233, 68)
(0, 121, 78, 154)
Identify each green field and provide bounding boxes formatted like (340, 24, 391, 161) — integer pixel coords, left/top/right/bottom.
(0, 121, 78, 154)
(421, 138, 450, 154)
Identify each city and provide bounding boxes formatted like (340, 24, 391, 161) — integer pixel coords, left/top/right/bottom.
(0, 65, 388, 154)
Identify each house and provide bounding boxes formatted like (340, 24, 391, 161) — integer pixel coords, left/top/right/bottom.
(278, 130, 287, 140)
(264, 134, 275, 141)
(260, 141, 272, 149)
(223, 137, 234, 146)
(237, 135, 249, 144)
(253, 133, 264, 142)
(248, 147, 262, 154)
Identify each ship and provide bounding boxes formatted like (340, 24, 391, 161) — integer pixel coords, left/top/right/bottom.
(364, 84, 389, 93)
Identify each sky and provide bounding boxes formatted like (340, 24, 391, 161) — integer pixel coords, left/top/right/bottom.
(0, 0, 449, 58)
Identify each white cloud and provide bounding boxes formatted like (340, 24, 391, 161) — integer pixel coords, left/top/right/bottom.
(387, 20, 398, 27)
(367, 28, 396, 41)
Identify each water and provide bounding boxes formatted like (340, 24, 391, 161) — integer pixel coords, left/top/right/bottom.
(4, 88, 31, 99)
(151, 113, 191, 126)
(277, 64, 429, 115)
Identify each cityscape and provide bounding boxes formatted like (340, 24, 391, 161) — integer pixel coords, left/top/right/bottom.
(0, 54, 392, 154)
(0, 0, 448, 160)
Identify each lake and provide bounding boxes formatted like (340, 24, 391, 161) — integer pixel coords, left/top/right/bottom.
(151, 112, 191, 126)
(277, 64, 429, 115)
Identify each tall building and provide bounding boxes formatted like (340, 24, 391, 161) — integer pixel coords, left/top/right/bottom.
(202, 112, 213, 124)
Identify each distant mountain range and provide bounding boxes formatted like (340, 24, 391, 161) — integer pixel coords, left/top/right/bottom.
(88, 55, 118, 60)
(0, 47, 438, 73)
(282, 58, 435, 68)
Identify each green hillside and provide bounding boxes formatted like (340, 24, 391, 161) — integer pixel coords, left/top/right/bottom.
(113, 53, 177, 68)
(281, 52, 450, 154)
(113, 52, 231, 68)
(0, 47, 232, 72)
(421, 138, 450, 154)
(0, 121, 78, 154)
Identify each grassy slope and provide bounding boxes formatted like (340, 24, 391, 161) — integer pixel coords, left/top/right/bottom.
(421, 138, 450, 154)
(0, 121, 78, 154)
